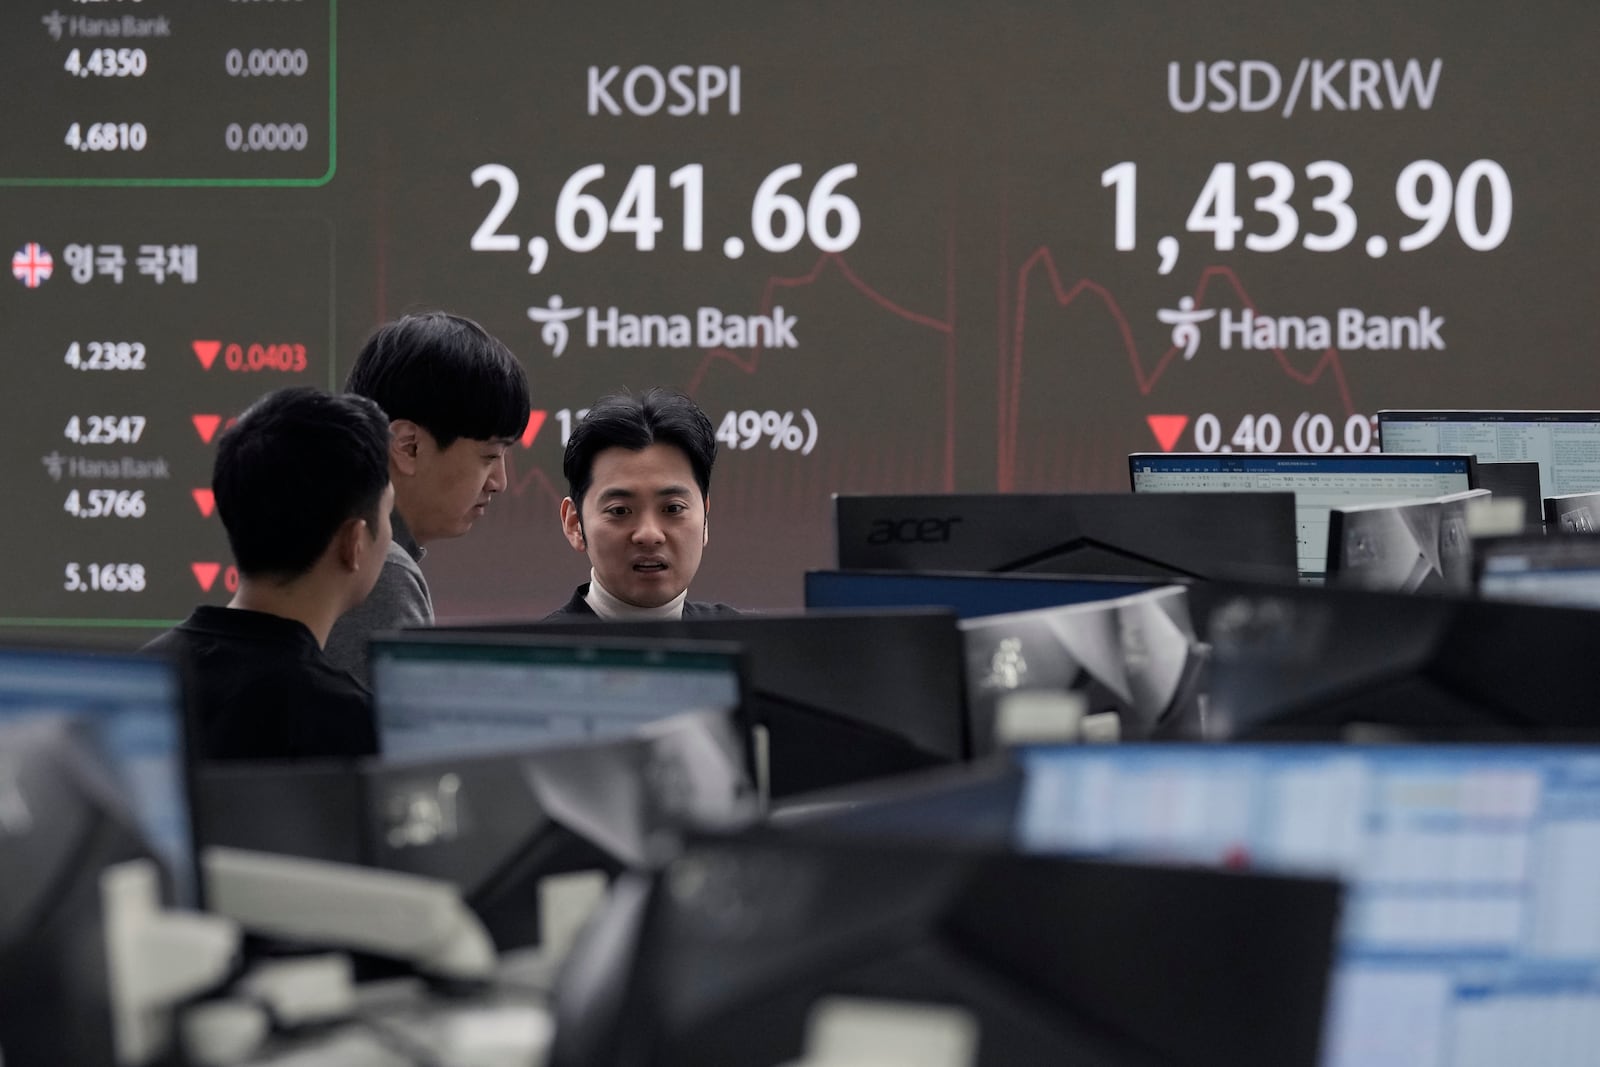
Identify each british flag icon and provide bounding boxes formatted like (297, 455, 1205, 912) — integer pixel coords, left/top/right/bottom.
(12, 243, 53, 288)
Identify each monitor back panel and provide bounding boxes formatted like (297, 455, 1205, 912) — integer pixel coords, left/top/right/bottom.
(1474, 461, 1543, 529)
(835, 491, 1296, 582)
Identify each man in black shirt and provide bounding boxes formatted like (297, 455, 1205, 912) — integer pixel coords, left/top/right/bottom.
(146, 388, 393, 760)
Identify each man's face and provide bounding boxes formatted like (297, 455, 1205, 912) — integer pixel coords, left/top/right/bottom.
(564, 443, 708, 608)
(404, 431, 511, 543)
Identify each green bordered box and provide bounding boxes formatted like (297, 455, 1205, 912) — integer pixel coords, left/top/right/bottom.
(0, 0, 337, 188)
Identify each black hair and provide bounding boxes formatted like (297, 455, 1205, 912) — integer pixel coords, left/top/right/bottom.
(344, 311, 530, 449)
(563, 388, 717, 508)
(213, 387, 392, 581)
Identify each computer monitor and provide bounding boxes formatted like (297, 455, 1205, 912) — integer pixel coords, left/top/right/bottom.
(1018, 743, 1600, 1067)
(1130, 453, 1477, 582)
(445, 611, 971, 800)
(960, 585, 1206, 747)
(1324, 489, 1486, 594)
(0, 648, 194, 1066)
(1544, 490, 1600, 533)
(804, 569, 1160, 619)
(197, 709, 756, 953)
(1185, 579, 1600, 740)
(833, 491, 1297, 582)
(1378, 409, 1600, 501)
(367, 709, 755, 951)
(368, 631, 747, 761)
(549, 831, 1341, 1067)
(1475, 533, 1600, 609)
(0, 647, 193, 904)
(1474, 461, 1544, 529)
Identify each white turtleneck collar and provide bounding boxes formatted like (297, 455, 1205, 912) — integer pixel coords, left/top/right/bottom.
(584, 568, 687, 620)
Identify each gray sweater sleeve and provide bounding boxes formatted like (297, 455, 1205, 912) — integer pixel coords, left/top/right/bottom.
(324, 542, 434, 684)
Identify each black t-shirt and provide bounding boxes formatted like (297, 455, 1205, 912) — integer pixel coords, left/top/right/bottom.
(144, 606, 377, 761)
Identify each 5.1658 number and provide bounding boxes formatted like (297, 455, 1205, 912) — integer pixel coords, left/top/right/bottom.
(63, 563, 146, 593)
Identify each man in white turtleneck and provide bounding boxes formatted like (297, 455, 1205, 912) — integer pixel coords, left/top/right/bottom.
(546, 388, 739, 620)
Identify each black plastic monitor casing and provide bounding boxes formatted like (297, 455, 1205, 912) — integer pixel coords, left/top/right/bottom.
(960, 586, 1207, 747)
(833, 491, 1297, 583)
(547, 831, 1342, 1067)
(1544, 491, 1600, 533)
(1475, 461, 1544, 529)
(1186, 579, 1600, 740)
(194, 709, 755, 953)
(1324, 489, 1485, 594)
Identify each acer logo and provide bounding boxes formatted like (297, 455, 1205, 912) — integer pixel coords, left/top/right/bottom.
(866, 517, 962, 545)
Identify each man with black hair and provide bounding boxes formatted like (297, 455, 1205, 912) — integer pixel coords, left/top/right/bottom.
(549, 387, 738, 618)
(146, 388, 392, 760)
(326, 311, 531, 678)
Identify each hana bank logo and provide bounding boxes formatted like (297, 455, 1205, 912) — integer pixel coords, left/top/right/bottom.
(527, 296, 584, 357)
(1157, 297, 1445, 356)
(1157, 297, 1216, 361)
(528, 295, 799, 357)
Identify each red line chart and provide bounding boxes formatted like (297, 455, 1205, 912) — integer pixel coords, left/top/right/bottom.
(686, 228, 958, 491)
(502, 451, 565, 505)
(1001, 247, 1358, 489)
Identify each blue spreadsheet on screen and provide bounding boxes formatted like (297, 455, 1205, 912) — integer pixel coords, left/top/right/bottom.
(1018, 745, 1600, 1067)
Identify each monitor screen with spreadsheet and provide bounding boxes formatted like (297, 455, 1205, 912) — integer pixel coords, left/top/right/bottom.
(1378, 411, 1600, 502)
(1129, 453, 1476, 581)
(370, 632, 746, 760)
(1017, 745, 1600, 1067)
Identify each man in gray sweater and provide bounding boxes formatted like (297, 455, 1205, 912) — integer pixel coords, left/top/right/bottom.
(325, 312, 531, 680)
